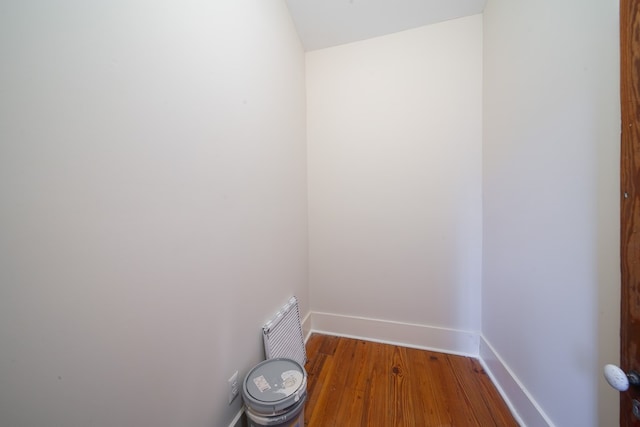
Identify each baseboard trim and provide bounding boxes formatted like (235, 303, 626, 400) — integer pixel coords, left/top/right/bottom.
(301, 310, 312, 343)
(479, 335, 555, 427)
(308, 311, 479, 357)
(228, 407, 245, 427)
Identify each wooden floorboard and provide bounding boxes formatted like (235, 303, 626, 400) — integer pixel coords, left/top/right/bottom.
(303, 334, 519, 427)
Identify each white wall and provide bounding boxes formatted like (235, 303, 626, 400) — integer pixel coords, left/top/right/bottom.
(307, 16, 483, 344)
(0, 1, 307, 427)
(482, 0, 620, 426)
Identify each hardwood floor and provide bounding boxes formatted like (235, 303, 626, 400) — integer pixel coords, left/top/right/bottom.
(303, 334, 519, 426)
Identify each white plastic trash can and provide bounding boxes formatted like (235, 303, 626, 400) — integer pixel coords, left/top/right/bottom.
(242, 358, 307, 427)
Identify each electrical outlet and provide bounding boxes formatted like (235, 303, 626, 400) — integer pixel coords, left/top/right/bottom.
(228, 371, 239, 404)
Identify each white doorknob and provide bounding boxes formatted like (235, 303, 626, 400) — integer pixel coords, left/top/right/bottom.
(604, 364, 640, 392)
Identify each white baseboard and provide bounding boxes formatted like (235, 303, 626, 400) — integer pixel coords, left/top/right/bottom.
(228, 407, 245, 427)
(308, 311, 479, 357)
(301, 310, 312, 343)
(479, 335, 554, 427)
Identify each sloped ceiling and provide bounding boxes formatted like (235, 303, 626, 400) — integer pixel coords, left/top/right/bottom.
(285, 0, 486, 51)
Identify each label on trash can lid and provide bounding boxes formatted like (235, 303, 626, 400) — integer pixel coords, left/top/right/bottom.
(243, 358, 307, 414)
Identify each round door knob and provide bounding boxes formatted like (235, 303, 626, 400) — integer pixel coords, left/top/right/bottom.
(604, 364, 640, 392)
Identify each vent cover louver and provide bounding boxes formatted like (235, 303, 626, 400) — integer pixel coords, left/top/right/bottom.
(262, 296, 306, 366)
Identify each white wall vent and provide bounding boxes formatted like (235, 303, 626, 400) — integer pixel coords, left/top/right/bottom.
(262, 296, 306, 366)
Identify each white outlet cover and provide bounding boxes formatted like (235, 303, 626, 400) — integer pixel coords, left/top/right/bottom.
(604, 364, 629, 392)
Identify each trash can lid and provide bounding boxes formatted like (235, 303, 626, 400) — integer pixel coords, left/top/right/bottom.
(242, 358, 307, 414)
